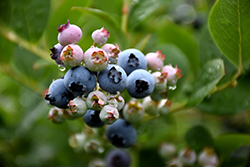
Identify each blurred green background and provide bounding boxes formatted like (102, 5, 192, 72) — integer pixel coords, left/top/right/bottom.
(0, 0, 250, 166)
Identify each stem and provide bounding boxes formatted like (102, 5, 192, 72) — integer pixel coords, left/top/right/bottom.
(121, 0, 129, 35)
(0, 64, 45, 95)
(0, 26, 51, 62)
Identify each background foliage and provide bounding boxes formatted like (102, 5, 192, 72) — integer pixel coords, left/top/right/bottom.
(0, 0, 250, 166)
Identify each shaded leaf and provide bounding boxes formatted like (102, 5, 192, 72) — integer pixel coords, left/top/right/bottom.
(9, 0, 50, 42)
(185, 125, 214, 153)
(209, 0, 250, 72)
(158, 22, 199, 74)
(197, 73, 250, 115)
(214, 134, 250, 159)
(128, 0, 170, 29)
(188, 59, 225, 106)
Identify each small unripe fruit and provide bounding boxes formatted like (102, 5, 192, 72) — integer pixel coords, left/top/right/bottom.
(101, 43, 120, 63)
(50, 43, 64, 65)
(84, 46, 109, 72)
(122, 99, 144, 124)
(99, 105, 119, 124)
(47, 107, 65, 124)
(146, 50, 165, 71)
(178, 148, 197, 165)
(198, 147, 219, 167)
(86, 91, 107, 111)
(60, 44, 84, 67)
(162, 65, 182, 87)
(57, 20, 82, 46)
(92, 27, 110, 46)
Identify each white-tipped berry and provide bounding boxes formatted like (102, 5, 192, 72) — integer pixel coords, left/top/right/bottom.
(162, 65, 182, 87)
(68, 132, 86, 149)
(86, 91, 107, 111)
(178, 148, 197, 165)
(122, 99, 144, 124)
(198, 147, 219, 167)
(99, 105, 119, 124)
(92, 27, 110, 46)
(159, 142, 176, 159)
(47, 107, 65, 124)
(152, 71, 168, 91)
(146, 50, 165, 71)
(101, 43, 120, 63)
(67, 97, 88, 117)
(84, 46, 109, 72)
(107, 94, 125, 111)
(142, 96, 160, 115)
(84, 139, 103, 153)
(60, 44, 84, 67)
(168, 158, 183, 167)
(57, 20, 82, 46)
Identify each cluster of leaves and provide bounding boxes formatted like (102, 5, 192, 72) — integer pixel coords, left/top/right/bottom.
(0, 0, 250, 166)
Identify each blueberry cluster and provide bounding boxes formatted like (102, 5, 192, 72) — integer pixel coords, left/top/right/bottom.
(44, 20, 182, 152)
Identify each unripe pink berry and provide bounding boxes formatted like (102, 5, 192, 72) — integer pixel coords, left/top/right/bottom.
(178, 148, 197, 165)
(60, 44, 84, 67)
(57, 20, 82, 46)
(146, 50, 165, 71)
(162, 65, 182, 86)
(92, 27, 110, 46)
(86, 91, 107, 111)
(101, 43, 121, 63)
(84, 46, 109, 72)
(152, 71, 168, 91)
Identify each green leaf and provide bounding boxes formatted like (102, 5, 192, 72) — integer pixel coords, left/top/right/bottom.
(188, 59, 225, 106)
(45, 0, 90, 47)
(185, 125, 214, 153)
(128, 0, 170, 29)
(71, 7, 119, 30)
(197, 73, 250, 115)
(214, 134, 250, 159)
(8, 0, 50, 42)
(209, 0, 250, 72)
(0, 35, 14, 63)
(0, 0, 11, 25)
(158, 22, 199, 74)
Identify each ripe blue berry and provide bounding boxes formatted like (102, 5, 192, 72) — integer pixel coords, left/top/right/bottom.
(117, 48, 147, 75)
(83, 109, 105, 128)
(105, 118, 137, 148)
(105, 149, 131, 167)
(45, 78, 75, 109)
(97, 64, 127, 94)
(64, 66, 96, 96)
(126, 69, 155, 99)
(57, 20, 82, 46)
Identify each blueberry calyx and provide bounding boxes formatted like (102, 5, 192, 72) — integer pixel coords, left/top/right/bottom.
(135, 80, 149, 93)
(108, 67, 122, 83)
(57, 20, 70, 32)
(128, 54, 139, 67)
(69, 82, 85, 92)
(111, 134, 125, 146)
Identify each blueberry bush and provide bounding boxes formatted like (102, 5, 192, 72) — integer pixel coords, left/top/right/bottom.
(0, 0, 250, 167)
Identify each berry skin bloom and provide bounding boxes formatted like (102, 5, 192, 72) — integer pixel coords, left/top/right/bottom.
(60, 44, 84, 68)
(91, 27, 110, 46)
(126, 69, 155, 99)
(63, 66, 96, 96)
(57, 20, 82, 46)
(45, 78, 75, 109)
(97, 64, 127, 94)
(117, 48, 147, 75)
(145, 50, 165, 71)
(105, 118, 137, 148)
(84, 46, 109, 72)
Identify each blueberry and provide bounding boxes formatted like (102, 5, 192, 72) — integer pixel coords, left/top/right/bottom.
(64, 66, 96, 96)
(105, 118, 137, 148)
(126, 69, 155, 99)
(97, 64, 127, 94)
(83, 109, 105, 128)
(105, 149, 131, 167)
(117, 48, 147, 75)
(45, 78, 75, 109)
(50, 43, 64, 65)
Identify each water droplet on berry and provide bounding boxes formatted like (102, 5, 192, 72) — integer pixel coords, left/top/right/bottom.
(58, 65, 66, 71)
